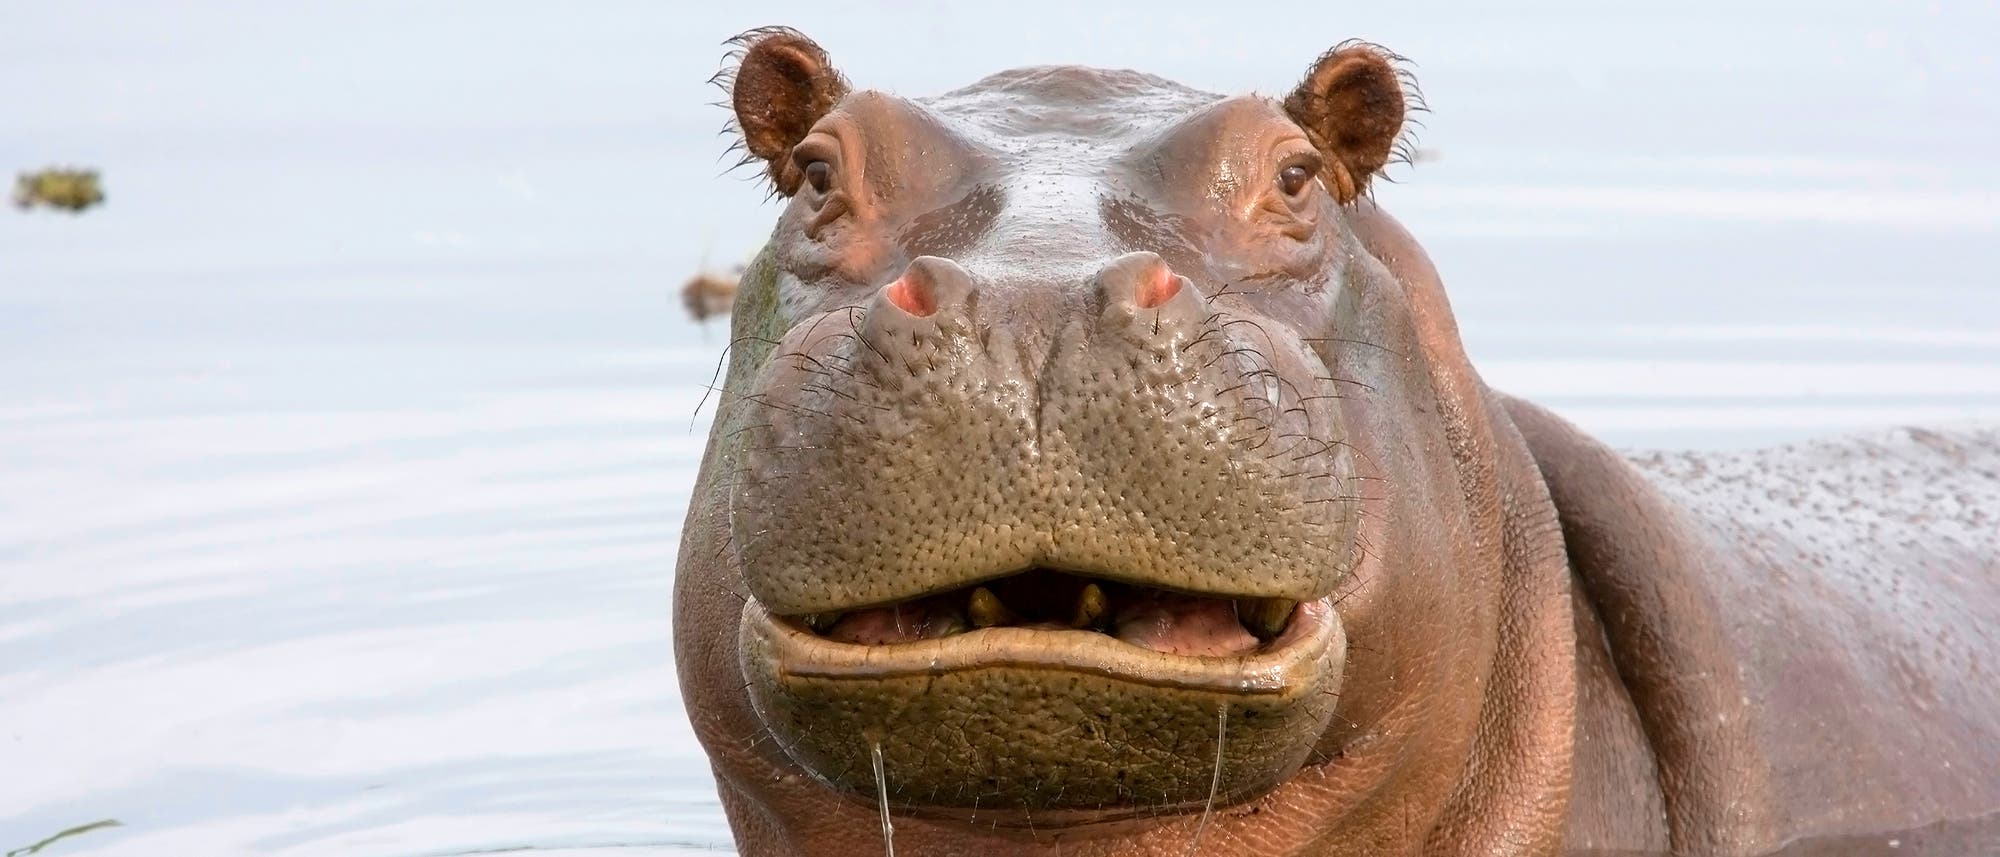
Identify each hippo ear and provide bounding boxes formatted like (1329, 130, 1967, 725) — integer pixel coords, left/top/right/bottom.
(721, 28, 850, 196)
(1282, 42, 1413, 203)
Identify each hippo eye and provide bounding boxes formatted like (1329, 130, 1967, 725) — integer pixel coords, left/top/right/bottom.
(804, 160, 833, 194)
(1277, 163, 1315, 198)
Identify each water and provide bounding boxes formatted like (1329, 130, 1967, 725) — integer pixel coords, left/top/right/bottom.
(2, 2, 1996, 854)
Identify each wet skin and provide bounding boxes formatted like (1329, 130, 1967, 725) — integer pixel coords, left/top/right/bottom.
(673, 29, 2000, 856)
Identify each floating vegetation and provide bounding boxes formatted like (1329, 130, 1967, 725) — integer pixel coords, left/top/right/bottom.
(681, 266, 742, 322)
(12, 167, 105, 213)
(6, 819, 122, 857)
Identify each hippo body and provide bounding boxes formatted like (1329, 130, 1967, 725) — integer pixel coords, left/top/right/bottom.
(674, 29, 2000, 856)
(1524, 410, 2000, 855)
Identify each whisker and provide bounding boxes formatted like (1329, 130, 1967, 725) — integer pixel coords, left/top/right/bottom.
(1313, 375, 1378, 392)
(1299, 336, 1404, 357)
(873, 742, 897, 857)
(1184, 703, 1229, 857)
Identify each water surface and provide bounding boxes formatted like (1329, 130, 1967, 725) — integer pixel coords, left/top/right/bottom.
(3, 2, 1996, 854)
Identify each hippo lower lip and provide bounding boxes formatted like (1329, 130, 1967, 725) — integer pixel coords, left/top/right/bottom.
(754, 592, 1337, 687)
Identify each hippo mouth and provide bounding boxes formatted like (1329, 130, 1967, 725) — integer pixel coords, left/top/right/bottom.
(738, 567, 1346, 821)
(791, 567, 1311, 658)
(748, 563, 1343, 693)
(753, 566, 1339, 691)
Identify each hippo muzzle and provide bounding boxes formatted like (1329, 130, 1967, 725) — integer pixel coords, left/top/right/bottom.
(728, 250, 1360, 816)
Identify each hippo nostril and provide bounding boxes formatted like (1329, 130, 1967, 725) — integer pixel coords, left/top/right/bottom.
(1136, 264, 1182, 310)
(880, 257, 977, 319)
(885, 271, 938, 317)
(1096, 251, 1195, 318)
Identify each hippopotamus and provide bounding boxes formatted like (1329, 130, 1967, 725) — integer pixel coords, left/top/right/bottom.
(673, 28, 2000, 856)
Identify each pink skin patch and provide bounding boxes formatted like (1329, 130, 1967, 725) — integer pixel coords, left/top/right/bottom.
(1112, 592, 1261, 657)
(1135, 264, 1182, 310)
(814, 576, 1283, 656)
(885, 273, 937, 317)
(827, 601, 956, 644)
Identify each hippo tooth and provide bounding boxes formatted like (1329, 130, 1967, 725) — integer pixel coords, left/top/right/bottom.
(1238, 598, 1296, 640)
(1071, 583, 1108, 630)
(803, 613, 841, 634)
(926, 608, 970, 639)
(968, 587, 1017, 628)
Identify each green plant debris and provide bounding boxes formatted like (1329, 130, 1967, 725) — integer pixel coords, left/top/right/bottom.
(6, 819, 122, 857)
(12, 167, 106, 213)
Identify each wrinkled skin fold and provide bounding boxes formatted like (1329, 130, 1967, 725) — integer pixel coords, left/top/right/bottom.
(674, 28, 2000, 857)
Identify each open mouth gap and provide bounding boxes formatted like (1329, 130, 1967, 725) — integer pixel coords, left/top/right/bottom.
(792, 568, 1301, 657)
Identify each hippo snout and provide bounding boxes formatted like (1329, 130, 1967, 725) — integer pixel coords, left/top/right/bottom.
(720, 249, 1364, 813)
(727, 250, 1359, 623)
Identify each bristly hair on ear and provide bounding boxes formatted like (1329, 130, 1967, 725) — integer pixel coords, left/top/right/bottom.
(709, 26, 850, 199)
(1339, 41, 1430, 160)
(707, 36, 759, 189)
(1288, 39, 1430, 204)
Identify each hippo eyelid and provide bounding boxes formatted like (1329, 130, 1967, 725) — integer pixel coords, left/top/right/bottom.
(1274, 141, 1323, 179)
(790, 134, 843, 186)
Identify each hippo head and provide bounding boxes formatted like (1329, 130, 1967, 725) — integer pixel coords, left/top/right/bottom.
(677, 29, 1576, 857)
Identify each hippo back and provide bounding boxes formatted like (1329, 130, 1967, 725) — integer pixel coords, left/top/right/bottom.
(1628, 426, 2000, 851)
(1507, 395, 2000, 855)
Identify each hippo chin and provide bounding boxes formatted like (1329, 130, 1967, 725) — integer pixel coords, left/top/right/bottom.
(674, 28, 2000, 857)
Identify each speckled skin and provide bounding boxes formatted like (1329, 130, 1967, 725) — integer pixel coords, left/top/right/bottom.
(730, 250, 1358, 617)
(673, 30, 2000, 857)
(1513, 405, 2000, 855)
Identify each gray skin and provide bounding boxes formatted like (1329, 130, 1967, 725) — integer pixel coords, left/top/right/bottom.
(673, 29, 2000, 857)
